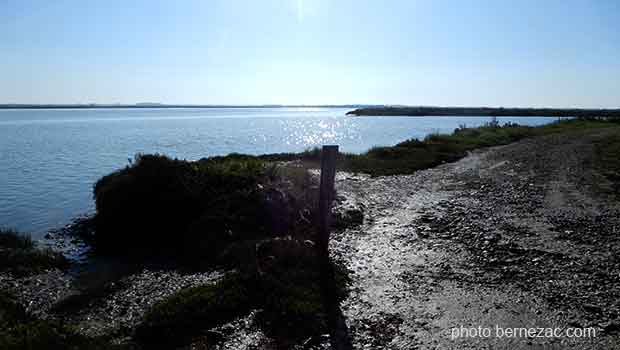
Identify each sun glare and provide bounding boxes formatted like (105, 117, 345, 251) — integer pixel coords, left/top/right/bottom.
(296, 0, 305, 23)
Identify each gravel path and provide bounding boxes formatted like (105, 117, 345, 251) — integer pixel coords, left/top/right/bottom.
(332, 127, 620, 349)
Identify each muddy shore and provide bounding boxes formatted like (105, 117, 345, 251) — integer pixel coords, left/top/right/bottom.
(2, 127, 619, 349)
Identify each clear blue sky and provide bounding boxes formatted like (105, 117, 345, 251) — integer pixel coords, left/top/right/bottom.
(1, 0, 619, 107)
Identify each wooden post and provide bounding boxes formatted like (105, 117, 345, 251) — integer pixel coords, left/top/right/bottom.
(316, 145, 351, 350)
(317, 145, 338, 256)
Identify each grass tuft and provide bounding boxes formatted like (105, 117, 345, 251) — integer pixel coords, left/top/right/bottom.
(0, 228, 67, 277)
(135, 252, 350, 348)
(135, 272, 254, 348)
(0, 292, 126, 350)
(595, 131, 620, 196)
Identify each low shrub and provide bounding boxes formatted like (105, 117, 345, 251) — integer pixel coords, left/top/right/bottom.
(135, 272, 254, 348)
(340, 119, 616, 176)
(255, 238, 327, 340)
(0, 292, 125, 350)
(0, 229, 35, 249)
(595, 132, 620, 196)
(135, 239, 350, 348)
(0, 229, 67, 276)
(259, 147, 323, 163)
(0, 292, 28, 324)
(92, 154, 318, 266)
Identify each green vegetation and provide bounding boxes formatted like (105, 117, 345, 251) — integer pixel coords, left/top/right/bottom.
(595, 131, 620, 196)
(91, 151, 347, 347)
(340, 118, 619, 176)
(136, 253, 350, 349)
(348, 106, 620, 118)
(0, 292, 124, 350)
(93, 154, 317, 264)
(0, 233, 111, 348)
(135, 273, 254, 348)
(0, 228, 67, 276)
(256, 240, 330, 341)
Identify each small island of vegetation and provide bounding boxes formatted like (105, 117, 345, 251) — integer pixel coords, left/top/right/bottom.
(347, 106, 620, 118)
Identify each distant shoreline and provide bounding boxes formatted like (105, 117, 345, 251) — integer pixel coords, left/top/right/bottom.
(4, 105, 620, 118)
(0, 104, 370, 110)
(347, 106, 620, 118)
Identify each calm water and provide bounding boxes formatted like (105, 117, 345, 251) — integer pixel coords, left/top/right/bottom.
(0, 107, 557, 238)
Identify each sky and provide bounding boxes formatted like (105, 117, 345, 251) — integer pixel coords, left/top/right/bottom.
(1, 0, 619, 107)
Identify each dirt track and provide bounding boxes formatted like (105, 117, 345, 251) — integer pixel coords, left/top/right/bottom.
(332, 127, 620, 349)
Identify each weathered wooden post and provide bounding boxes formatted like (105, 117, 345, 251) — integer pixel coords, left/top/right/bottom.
(317, 145, 352, 349)
(317, 145, 338, 257)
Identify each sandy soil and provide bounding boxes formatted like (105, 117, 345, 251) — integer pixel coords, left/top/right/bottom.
(332, 127, 620, 349)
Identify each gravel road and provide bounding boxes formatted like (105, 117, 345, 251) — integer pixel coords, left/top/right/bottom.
(332, 127, 620, 349)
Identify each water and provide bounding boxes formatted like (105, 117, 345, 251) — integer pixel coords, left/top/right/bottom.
(0, 107, 557, 238)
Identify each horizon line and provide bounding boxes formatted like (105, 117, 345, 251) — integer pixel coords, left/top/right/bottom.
(1, 103, 620, 110)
